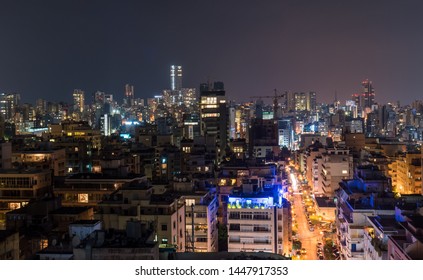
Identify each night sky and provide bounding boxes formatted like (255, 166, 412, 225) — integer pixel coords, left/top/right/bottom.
(1, 0, 423, 105)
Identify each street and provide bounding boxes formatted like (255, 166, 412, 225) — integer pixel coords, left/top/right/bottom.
(292, 192, 321, 259)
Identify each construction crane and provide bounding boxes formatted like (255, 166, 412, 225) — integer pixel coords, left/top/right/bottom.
(250, 89, 286, 120)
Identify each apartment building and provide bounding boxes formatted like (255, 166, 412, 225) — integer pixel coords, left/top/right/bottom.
(12, 148, 66, 176)
(388, 215, 423, 260)
(95, 181, 186, 252)
(388, 152, 422, 194)
(320, 148, 353, 196)
(0, 230, 19, 259)
(363, 215, 403, 260)
(183, 192, 218, 252)
(54, 173, 145, 207)
(336, 165, 395, 260)
(227, 183, 291, 255)
(0, 169, 52, 226)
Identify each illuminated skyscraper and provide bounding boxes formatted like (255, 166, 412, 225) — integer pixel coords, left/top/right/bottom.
(352, 79, 376, 112)
(170, 65, 182, 91)
(285, 92, 316, 112)
(200, 81, 228, 162)
(124, 84, 134, 106)
(361, 79, 375, 108)
(0, 93, 20, 121)
(72, 89, 84, 113)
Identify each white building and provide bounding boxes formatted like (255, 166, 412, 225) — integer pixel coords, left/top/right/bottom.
(227, 183, 291, 255)
(320, 148, 353, 196)
(184, 192, 218, 252)
(336, 166, 395, 260)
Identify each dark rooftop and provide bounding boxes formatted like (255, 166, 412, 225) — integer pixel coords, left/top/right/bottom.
(0, 169, 47, 174)
(69, 220, 100, 225)
(67, 172, 145, 180)
(50, 206, 92, 215)
(315, 196, 336, 208)
(368, 215, 403, 233)
(0, 230, 17, 242)
(150, 193, 181, 205)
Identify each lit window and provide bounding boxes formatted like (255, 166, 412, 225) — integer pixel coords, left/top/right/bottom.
(185, 199, 195, 206)
(78, 193, 88, 203)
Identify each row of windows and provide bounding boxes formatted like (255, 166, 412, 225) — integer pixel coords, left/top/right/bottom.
(229, 224, 271, 232)
(229, 212, 271, 220)
(0, 178, 35, 188)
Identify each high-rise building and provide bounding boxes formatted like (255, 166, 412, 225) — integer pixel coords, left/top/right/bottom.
(72, 89, 84, 113)
(100, 114, 111, 136)
(352, 79, 376, 114)
(362, 79, 375, 109)
(124, 84, 134, 106)
(170, 65, 182, 91)
(200, 81, 228, 162)
(36, 99, 47, 115)
(0, 93, 20, 121)
(278, 119, 294, 150)
(227, 179, 291, 255)
(94, 91, 105, 105)
(285, 92, 316, 112)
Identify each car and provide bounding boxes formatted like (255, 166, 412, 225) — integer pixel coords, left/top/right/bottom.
(295, 250, 301, 257)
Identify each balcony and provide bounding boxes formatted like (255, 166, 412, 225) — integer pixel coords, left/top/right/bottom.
(227, 202, 271, 210)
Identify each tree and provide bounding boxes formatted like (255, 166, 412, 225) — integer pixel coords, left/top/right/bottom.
(217, 222, 228, 251)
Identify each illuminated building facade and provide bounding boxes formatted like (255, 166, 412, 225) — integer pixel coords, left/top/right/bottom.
(183, 192, 218, 252)
(170, 65, 182, 91)
(352, 79, 376, 116)
(12, 148, 66, 176)
(124, 84, 134, 106)
(336, 165, 393, 260)
(388, 152, 422, 194)
(0, 93, 20, 121)
(200, 81, 228, 162)
(277, 119, 294, 149)
(226, 182, 290, 255)
(0, 169, 52, 225)
(285, 91, 316, 112)
(72, 89, 84, 113)
(320, 148, 353, 196)
(54, 173, 146, 207)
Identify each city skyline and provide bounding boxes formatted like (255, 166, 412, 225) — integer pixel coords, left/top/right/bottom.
(1, 1, 423, 105)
